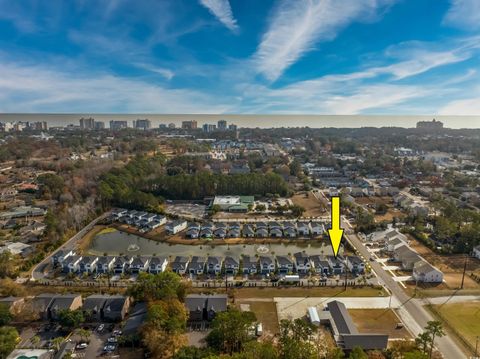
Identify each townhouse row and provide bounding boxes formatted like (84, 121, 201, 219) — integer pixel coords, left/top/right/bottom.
(111, 208, 327, 238)
(52, 249, 365, 277)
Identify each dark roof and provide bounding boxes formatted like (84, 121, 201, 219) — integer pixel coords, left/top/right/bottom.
(49, 294, 81, 311)
(276, 255, 293, 266)
(224, 256, 239, 267)
(104, 296, 128, 313)
(83, 295, 109, 312)
(327, 301, 358, 335)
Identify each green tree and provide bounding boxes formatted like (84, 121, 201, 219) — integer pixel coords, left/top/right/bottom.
(173, 346, 214, 359)
(278, 319, 317, 359)
(30, 335, 40, 349)
(424, 321, 445, 359)
(415, 332, 432, 354)
(0, 303, 13, 326)
(0, 326, 19, 358)
(51, 336, 65, 351)
(57, 309, 84, 330)
(0, 251, 15, 278)
(129, 271, 186, 301)
(206, 308, 257, 354)
(348, 347, 367, 359)
(147, 299, 188, 334)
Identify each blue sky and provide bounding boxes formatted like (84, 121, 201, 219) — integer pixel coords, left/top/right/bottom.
(1, 0, 480, 115)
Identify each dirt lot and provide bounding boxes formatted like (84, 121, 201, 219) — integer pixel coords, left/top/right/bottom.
(408, 236, 480, 290)
(236, 300, 280, 335)
(432, 302, 480, 351)
(349, 309, 411, 339)
(291, 192, 327, 217)
(374, 208, 406, 222)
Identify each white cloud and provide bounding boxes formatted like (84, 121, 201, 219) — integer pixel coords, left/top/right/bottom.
(0, 60, 231, 113)
(134, 63, 175, 80)
(439, 96, 480, 115)
(199, 0, 238, 31)
(444, 0, 480, 31)
(253, 0, 396, 82)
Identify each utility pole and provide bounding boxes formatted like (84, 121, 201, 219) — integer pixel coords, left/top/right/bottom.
(344, 254, 348, 291)
(460, 254, 468, 290)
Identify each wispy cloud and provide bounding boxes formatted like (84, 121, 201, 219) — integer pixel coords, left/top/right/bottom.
(199, 0, 238, 32)
(134, 63, 175, 80)
(253, 0, 396, 82)
(443, 0, 480, 31)
(0, 60, 231, 113)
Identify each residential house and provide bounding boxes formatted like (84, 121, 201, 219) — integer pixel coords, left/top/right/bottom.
(259, 256, 275, 274)
(294, 252, 311, 274)
(96, 256, 116, 274)
(283, 225, 297, 238)
(83, 295, 109, 321)
(327, 256, 345, 275)
(148, 256, 168, 274)
(214, 227, 227, 239)
(32, 294, 57, 320)
(113, 256, 133, 274)
(227, 226, 240, 238)
(412, 261, 443, 283)
(171, 256, 190, 275)
(52, 249, 74, 267)
(166, 220, 188, 235)
(130, 256, 150, 274)
(241, 255, 258, 275)
(206, 256, 223, 275)
(345, 256, 365, 274)
(188, 256, 206, 275)
(184, 294, 227, 322)
(311, 222, 324, 236)
(297, 222, 311, 236)
(270, 227, 283, 238)
(310, 255, 330, 275)
(242, 224, 255, 238)
(78, 256, 99, 274)
(255, 227, 268, 238)
(48, 294, 83, 320)
(393, 245, 421, 270)
(276, 255, 294, 275)
(224, 256, 240, 275)
(103, 296, 130, 321)
(62, 255, 82, 273)
(186, 223, 201, 239)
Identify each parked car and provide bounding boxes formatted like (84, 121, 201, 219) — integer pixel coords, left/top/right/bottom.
(97, 324, 105, 332)
(76, 342, 88, 350)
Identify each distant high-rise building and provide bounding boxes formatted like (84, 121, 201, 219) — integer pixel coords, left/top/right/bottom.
(181, 120, 197, 130)
(416, 119, 444, 130)
(133, 118, 151, 130)
(79, 117, 95, 130)
(228, 124, 237, 131)
(168, 123, 176, 129)
(94, 121, 105, 130)
(109, 120, 128, 130)
(28, 121, 48, 131)
(159, 123, 167, 129)
(217, 120, 227, 130)
(203, 123, 217, 132)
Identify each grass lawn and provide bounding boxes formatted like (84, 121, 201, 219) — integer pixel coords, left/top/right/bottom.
(232, 286, 386, 299)
(348, 309, 410, 339)
(237, 300, 280, 335)
(433, 302, 480, 350)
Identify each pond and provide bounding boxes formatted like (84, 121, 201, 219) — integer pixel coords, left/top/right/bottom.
(87, 230, 340, 258)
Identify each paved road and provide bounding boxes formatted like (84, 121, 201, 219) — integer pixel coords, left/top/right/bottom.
(31, 212, 110, 281)
(345, 228, 468, 359)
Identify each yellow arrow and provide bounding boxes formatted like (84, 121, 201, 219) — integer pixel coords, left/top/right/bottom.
(328, 196, 344, 258)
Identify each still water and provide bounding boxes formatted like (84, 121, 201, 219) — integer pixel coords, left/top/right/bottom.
(87, 230, 337, 257)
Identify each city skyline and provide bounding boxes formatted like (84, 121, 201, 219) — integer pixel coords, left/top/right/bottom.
(1, 0, 480, 115)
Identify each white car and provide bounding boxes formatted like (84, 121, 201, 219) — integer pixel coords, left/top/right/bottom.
(76, 342, 88, 350)
(97, 324, 105, 332)
(103, 344, 116, 352)
(107, 337, 118, 343)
